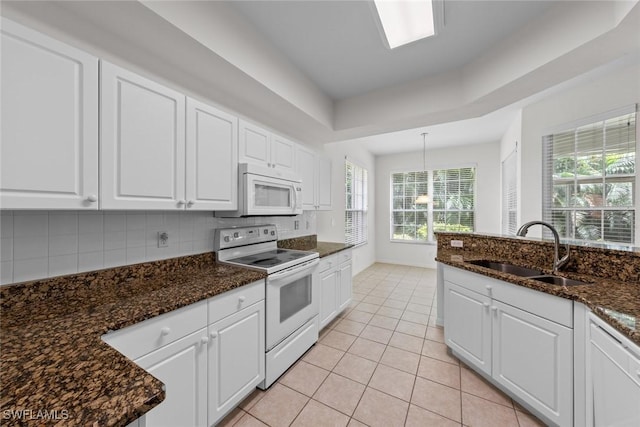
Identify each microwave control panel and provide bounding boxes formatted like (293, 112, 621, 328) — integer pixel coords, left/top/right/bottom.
(214, 224, 277, 250)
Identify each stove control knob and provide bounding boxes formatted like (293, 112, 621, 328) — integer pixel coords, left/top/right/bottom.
(263, 229, 268, 234)
(271, 231, 275, 236)
(233, 232, 239, 238)
(224, 236, 231, 242)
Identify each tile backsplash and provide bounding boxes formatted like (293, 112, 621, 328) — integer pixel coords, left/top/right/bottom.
(0, 210, 316, 285)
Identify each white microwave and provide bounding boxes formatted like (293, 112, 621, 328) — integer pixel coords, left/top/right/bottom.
(216, 163, 303, 217)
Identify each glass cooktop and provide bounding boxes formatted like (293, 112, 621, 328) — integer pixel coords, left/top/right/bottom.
(228, 249, 311, 268)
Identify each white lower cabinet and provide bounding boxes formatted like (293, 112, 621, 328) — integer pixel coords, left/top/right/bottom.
(135, 328, 208, 427)
(588, 313, 640, 427)
(442, 265, 573, 427)
(492, 300, 572, 425)
(319, 267, 338, 328)
(337, 259, 352, 312)
(208, 300, 265, 425)
(102, 280, 265, 427)
(443, 282, 491, 375)
(319, 250, 352, 329)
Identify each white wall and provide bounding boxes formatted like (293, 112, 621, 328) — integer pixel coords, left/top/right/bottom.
(520, 62, 640, 238)
(316, 142, 376, 276)
(375, 142, 501, 268)
(0, 211, 315, 286)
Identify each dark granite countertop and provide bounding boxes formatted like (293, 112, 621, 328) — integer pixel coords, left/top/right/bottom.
(436, 254, 640, 346)
(0, 253, 266, 426)
(277, 235, 353, 258)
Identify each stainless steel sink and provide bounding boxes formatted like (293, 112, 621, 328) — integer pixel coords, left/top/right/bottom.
(467, 260, 543, 277)
(529, 275, 592, 286)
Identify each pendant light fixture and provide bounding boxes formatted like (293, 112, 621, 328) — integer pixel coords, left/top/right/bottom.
(415, 132, 429, 204)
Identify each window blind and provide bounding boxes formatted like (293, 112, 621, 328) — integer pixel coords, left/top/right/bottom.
(542, 107, 636, 244)
(345, 160, 368, 246)
(432, 167, 475, 234)
(391, 167, 475, 242)
(502, 149, 518, 235)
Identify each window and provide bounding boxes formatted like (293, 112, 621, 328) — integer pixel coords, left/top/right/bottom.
(391, 167, 475, 242)
(502, 149, 518, 235)
(542, 108, 636, 244)
(345, 160, 368, 246)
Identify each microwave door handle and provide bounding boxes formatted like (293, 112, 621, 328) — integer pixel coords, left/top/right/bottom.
(292, 183, 299, 212)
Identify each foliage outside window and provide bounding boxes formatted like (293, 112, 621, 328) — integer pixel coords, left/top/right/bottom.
(345, 160, 368, 246)
(542, 110, 636, 244)
(391, 167, 475, 242)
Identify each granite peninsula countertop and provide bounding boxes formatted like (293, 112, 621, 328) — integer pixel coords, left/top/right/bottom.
(0, 253, 265, 427)
(436, 253, 640, 346)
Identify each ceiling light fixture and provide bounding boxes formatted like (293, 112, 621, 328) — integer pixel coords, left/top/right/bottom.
(415, 132, 429, 204)
(374, 0, 436, 49)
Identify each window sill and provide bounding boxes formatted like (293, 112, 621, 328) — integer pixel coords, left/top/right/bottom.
(390, 239, 437, 246)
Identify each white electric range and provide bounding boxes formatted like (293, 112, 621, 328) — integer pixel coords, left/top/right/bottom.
(214, 225, 320, 389)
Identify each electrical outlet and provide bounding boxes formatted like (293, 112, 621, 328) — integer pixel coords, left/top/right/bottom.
(294, 220, 299, 230)
(451, 240, 464, 248)
(158, 231, 169, 248)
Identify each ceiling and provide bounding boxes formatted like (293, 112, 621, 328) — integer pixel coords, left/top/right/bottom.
(230, 1, 553, 101)
(3, 1, 639, 151)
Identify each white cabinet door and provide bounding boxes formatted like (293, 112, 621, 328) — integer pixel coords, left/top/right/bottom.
(319, 268, 338, 329)
(590, 322, 640, 427)
(134, 328, 208, 427)
(338, 261, 352, 312)
(239, 120, 270, 165)
(492, 300, 573, 427)
(100, 61, 186, 210)
(295, 145, 317, 210)
(317, 155, 333, 211)
(271, 135, 295, 171)
(185, 98, 238, 211)
(444, 281, 492, 375)
(1, 18, 99, 209)
(208, 301, 265, 425)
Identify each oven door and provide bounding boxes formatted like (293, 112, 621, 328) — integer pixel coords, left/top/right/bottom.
(266, 258, 319, 350)
(244, 173, 302, 216)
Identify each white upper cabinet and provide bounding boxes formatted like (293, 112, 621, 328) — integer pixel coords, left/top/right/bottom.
(271, 135, 296, 170)
(296, 145, 317, 210)
(317, 155, 332, 210)
(1, 18, 99, 209)
(101, 61, 186, 210)
(239, 120, 295, 172)
(186, 98, 238, 211)
(295, 145, 332, 211)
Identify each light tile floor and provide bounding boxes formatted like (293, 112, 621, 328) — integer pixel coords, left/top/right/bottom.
(219, 263, 547, 427)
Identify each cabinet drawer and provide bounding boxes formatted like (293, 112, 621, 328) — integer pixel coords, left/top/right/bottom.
(208, 280, 264, 324)
(319, 255, 337, 273)
(102, 300, 207, 360)
(491, 280, 573, 328)
(338, 250, 352, 265)
(444, 265, 573, 327)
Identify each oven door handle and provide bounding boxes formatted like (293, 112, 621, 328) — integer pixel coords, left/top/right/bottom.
(269, 258, 319, 279)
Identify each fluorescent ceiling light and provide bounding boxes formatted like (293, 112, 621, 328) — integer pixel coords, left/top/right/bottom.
(374, 0, 435, 49)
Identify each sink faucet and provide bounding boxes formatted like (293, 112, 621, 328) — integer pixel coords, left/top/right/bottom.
(516, 221, 570, 274)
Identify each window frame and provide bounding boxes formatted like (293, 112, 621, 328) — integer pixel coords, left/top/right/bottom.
(542, 105, 637, 245)
(502, 148, 518, 235)
(389, 164, 477, 244)
(345, 159, 368, 247)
